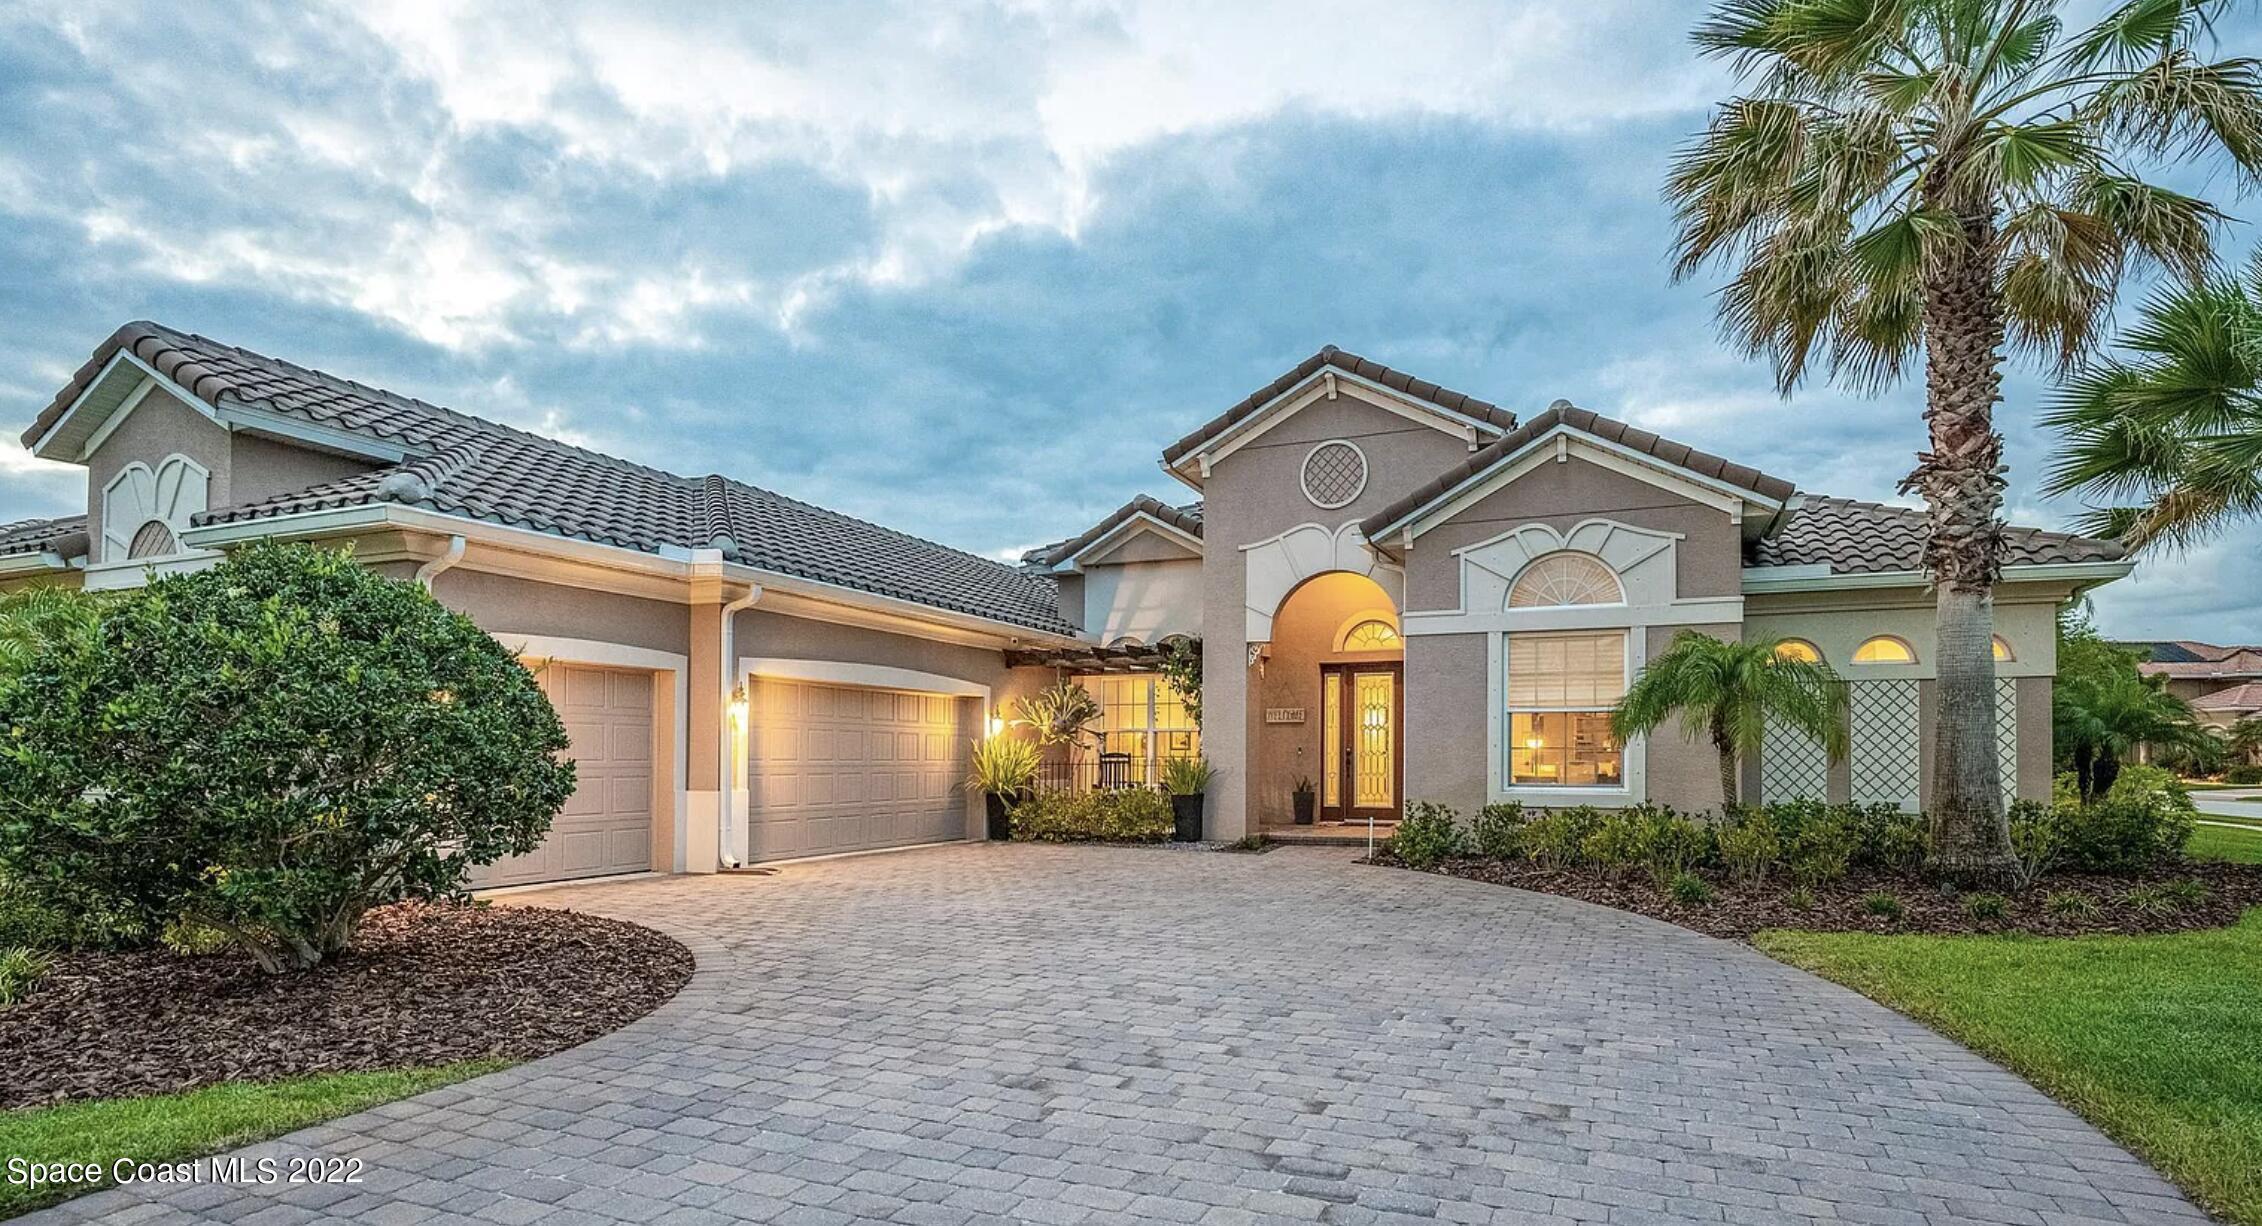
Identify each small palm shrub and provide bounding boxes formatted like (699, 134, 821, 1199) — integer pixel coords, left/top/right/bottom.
(1861, 892, 1905, 921)
(2046, 891, 2101, 918)
(1160, 755, 1214, 797)
(1472, 803, 1526, 859)
(1717, 809, 1780, 888)
(1962, 893, 2009, 921)
(1010, 788, 1173, 843)
(0, 946, 47, 1006)
(1521, 806, 1604, 870)
(1667, 872, 1714, 906)
(967, 736, 1041, 797)
(1387, 803, 1467, 868)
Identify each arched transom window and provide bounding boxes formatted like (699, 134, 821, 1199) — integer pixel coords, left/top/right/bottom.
(1853, 635, 1918, 664)
(1339, 619, 1401, 651)
(1509, 552, 1623, 608)
(1773, 639, 1822, 664)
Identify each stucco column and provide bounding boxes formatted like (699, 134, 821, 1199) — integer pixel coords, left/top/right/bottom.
(1203, 630, 1250, 839)
(685, 585, 723, 873)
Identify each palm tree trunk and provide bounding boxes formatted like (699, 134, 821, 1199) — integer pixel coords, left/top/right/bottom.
(1713, 718, 1739, 810)
(1908, 208, 2014, 883)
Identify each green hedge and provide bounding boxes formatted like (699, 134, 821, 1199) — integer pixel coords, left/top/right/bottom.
(1010, 788, 1173, 843)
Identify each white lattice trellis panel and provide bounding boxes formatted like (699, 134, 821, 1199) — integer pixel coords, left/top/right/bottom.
(1761, 712, 1830, 803)
(1849, 679, 1920, 810)
(1997, 677, 2019, 806)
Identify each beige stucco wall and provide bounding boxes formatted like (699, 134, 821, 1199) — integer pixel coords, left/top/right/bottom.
(1401, 456, 1744, 611)
(83, 387, 230, 560)
(1080, 556, 1203, 645)
(1742, 592, 2060, 678)
(230, 432, 381, 508)
(1246, 571, 1403, 825)
(1198, 387, 1479, 837)
(433, 568, 691, 656)
(1404, 631, 1488, 814)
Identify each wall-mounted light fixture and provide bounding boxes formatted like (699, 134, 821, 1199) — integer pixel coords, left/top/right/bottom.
(728, 682, 749, 727)
(986, 709, 1006, 738)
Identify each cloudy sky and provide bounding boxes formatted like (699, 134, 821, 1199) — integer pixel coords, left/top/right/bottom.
(2, 1, 2256, 640)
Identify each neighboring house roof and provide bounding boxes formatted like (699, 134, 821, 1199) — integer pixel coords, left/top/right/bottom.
(22, 322, 1078, 636)
(0, 514, 88, 559)
(2193, 681, 2262, 714)
(1161, 345, 1517, 466)
(1751, 495, 2126, 575)
(1025, 496, 1203, 569)
(1359, 401, 1798, 542)
(2140, 647, 2262, 680)
(2128, 640, 2227, 664)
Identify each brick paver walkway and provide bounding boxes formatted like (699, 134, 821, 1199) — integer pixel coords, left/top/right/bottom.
(33, 844, 2206, 1224)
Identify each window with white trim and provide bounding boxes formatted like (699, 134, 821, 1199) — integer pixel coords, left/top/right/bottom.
(1506, 631, 1627, 787)
(1509, 552, 1623, 608)
(1093, 675, 1200, 785)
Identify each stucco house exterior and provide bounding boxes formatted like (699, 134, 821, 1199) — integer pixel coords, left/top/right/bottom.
(2134, 642, 2262, 735)
(1, 323, 2132, 885)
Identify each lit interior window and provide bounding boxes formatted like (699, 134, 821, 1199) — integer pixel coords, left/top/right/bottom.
(1853, 636, 1917, 664)
(1508, 552, 1623, 608)
(1773, 639, 1822, 664)
(1340, 619, 1401, 651)
(1505, 631, 1626, 787)
(1992, 635, 2014, 662)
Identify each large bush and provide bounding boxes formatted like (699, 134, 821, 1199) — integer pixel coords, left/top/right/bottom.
(1386, 802, 1466, 867)
(1010, 787, 1172, 842)
(0, 544, 575, 972)
(2049, 767, 2197, 874)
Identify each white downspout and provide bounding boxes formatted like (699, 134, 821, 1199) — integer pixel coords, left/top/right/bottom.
(717, 584, 763, 868)
(415, 534, 467, 590)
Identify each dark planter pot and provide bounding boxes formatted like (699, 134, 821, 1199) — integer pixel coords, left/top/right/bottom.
(1292, 792, 1316, 825)
(984, 792, 1014, 842)
(1170, 793, 1204, 842)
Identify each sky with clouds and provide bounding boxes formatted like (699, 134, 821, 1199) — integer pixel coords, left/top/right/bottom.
(1, 0, 2256, 641)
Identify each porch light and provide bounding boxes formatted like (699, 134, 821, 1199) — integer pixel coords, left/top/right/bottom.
(727, 683, 748, 727)
(986, 709, 1006, 738)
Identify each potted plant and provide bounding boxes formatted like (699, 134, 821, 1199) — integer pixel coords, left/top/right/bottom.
(1292, 776, 1317, 825)
(1161, 756, 1213, 842)
(967, 735, 1041, 841)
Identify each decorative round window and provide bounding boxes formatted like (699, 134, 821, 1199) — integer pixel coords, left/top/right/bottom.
(1301, 440, 1368, 508)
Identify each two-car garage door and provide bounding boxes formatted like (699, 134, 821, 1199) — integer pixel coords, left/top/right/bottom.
(743, 678, 969, 862)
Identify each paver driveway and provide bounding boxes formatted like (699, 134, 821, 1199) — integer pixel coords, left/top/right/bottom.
(34, 844, 2205, 1225)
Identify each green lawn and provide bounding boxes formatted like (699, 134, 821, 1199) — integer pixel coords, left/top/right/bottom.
(0, 1062, 504, 1219)
(2192, 822, 2262, 864)
(1758, 911, 2262, 1225)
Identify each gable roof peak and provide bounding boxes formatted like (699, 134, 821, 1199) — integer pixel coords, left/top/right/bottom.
(1161, 345, 1518, 468)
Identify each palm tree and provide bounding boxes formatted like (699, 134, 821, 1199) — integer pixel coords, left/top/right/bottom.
(1612, 632, 1850, 810)
(2229, 714, 2262, 766)
(2053, 665, 2210, 798)
(2042, 254, 2262, 548)
(1668, 0, 2262, 878)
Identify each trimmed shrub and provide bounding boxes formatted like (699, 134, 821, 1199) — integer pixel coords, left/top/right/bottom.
(0, 879, 145, 952)
(1667, 872, 1713, 905)
(1522, 806, 1603, 870)
(1853, 804, 1927, 870)
(0, 946, 45, 1006)
(1471, 803, 1527, 859)
(0, 544, 576, 973)
(1387, 802, 1467, 867)
(2226, 764, 2262, 785)
(1581, 809, 1650, 880)
(1776, 802, 1860, 888)
(2053, 781, 2196, 874)
(1010, 788, 1173, 843)
(1717, 809, 1780, 888)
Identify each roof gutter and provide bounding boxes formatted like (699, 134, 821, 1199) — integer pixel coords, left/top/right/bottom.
(181, 503, 1087, 649)
(0, 550, 73, 577)
(716, 583, 763, 869)
(414, 534, 466, 590)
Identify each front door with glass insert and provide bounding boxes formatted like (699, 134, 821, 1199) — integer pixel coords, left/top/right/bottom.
(1321, 663, 1401, 822)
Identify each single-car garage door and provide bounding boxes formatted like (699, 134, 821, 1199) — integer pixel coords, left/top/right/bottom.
(745, 678, 967, 862)
(474, 663, 656, 888)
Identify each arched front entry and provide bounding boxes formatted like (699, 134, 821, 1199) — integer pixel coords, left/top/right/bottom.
(1253, 571, 1403, 828)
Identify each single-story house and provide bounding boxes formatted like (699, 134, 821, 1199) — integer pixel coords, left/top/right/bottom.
(1, 323, 2132, 884)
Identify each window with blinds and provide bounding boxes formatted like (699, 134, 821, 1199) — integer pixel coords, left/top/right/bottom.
(1506, 631, 1627, 788)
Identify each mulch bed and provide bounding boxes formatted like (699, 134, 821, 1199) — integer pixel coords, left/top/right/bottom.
(0, 902, 692, 1109)
(1376, 856, 2262, 941)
